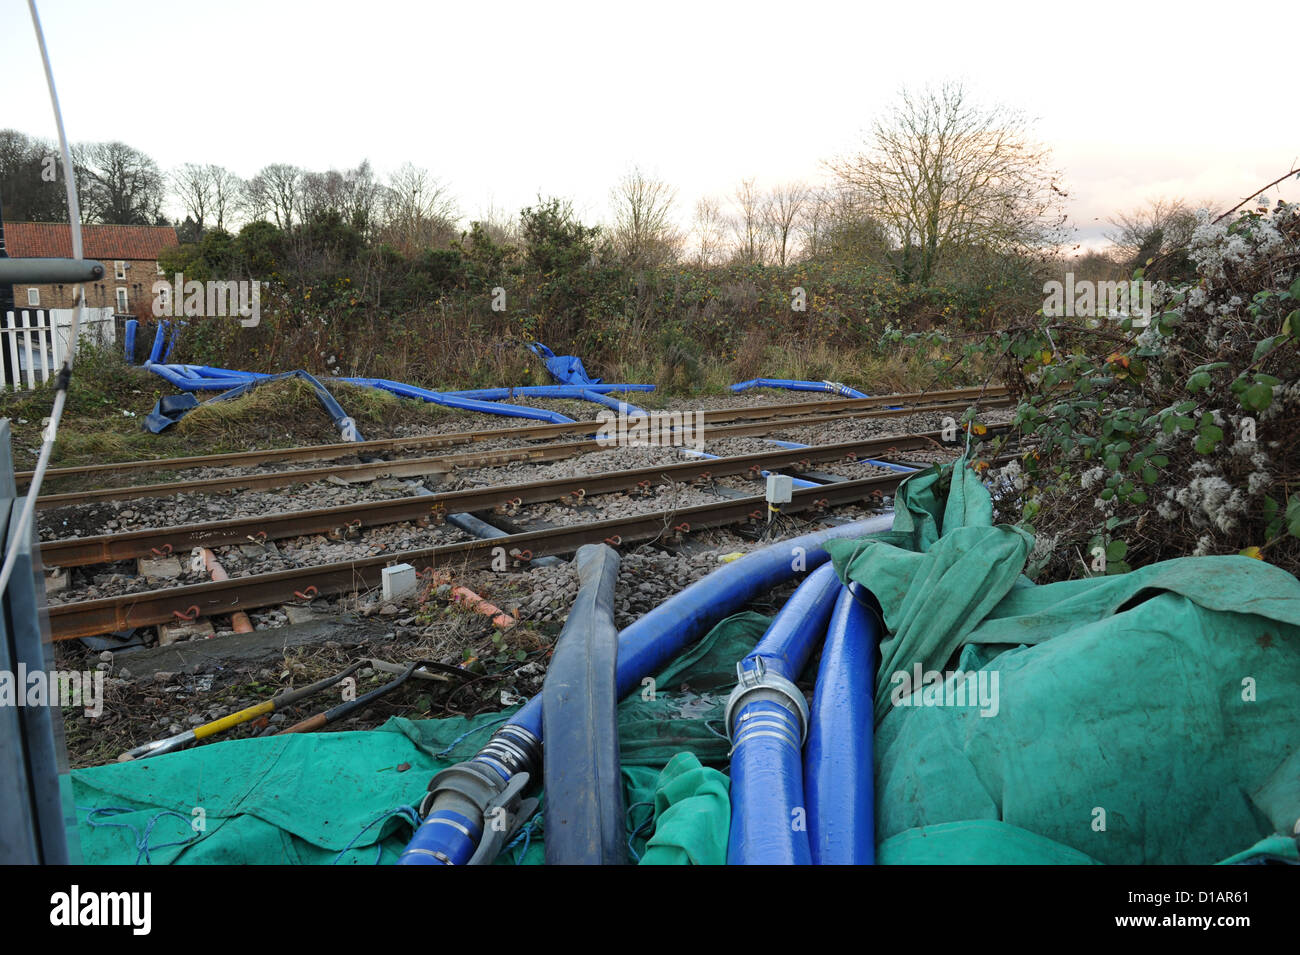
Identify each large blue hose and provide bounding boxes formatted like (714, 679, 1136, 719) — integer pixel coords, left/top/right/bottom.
(731, 377, 870, 399)
(142, 368, 362, 440)
(804, 583, 878, 864)
(340, 377, 575, 424)
(148, 322, 167, 363)
(398, 514, 894, 864)
(725, 562, 841, 865)
(123, 319, 137, 364)
(439, 385, 654, 399)
(140, 363, 579, 425)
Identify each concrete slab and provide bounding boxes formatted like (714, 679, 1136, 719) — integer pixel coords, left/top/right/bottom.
(44, 568, 69, 596)
(123, 614, 393, 676)
(158, 618, 216, 646)
(138, 556, 183, 582)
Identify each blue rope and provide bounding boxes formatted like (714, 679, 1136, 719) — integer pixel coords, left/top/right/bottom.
(79, 805, 198, 865)
(433, 714, 513, 759)
(505, 808, 543, 865)
(331, 804, 423, 865)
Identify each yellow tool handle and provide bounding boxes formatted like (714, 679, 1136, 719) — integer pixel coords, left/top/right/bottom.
(193, 700, 274, 740)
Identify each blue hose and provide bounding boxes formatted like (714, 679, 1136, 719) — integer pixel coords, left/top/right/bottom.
(439, 385, 654, 399)
(341, 377, 575, 424)
(725, 562, 842, 865)
(398, 514, 895, 864)
(148, 322, 167, 363)
(123, 319, 137, 364)
(804, 583, 878, 864)
(731, 378, 870, 399)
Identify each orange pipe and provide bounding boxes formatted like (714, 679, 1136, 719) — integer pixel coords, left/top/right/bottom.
(424, 570, 516, 629)
(198, 547, 255, 633)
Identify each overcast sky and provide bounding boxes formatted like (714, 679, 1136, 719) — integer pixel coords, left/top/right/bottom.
(3, 0, 1297, 250)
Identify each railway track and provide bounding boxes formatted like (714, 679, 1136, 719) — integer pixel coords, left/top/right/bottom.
(41, 431, 957, 567)
(41, 385, 1018, 641)
(35, 394, 1008, 508)
(47, 472, 910, 640)
(21, 383, 1004, 488)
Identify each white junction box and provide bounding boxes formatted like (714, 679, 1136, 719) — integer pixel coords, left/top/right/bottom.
(382, 563, 418, 601)
(765, 473, 794, 505)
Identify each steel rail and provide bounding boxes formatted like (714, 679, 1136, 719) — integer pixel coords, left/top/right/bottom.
(21, 384, 1006, 486)
(40, 431, 957, 567)
(35, 397, 1006, 509)
(46, 472, 907, 640)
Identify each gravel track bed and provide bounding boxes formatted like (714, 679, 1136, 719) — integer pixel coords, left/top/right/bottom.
(38, 478, 433, 542)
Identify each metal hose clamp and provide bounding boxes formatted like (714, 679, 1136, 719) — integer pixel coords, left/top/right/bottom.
(723, 656, 810, 745)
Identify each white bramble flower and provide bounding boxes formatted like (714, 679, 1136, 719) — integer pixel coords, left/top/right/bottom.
(1247, 471, 1272, 495)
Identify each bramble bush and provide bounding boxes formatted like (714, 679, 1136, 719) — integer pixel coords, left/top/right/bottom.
(945, 201, 1300, 580)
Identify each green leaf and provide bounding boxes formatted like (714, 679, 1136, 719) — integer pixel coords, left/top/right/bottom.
(1287, 498, 1300, 538)
(1106, 540, 1128, 561)
(1194, 427, 1223, 454)
(1241, 383, 1274, 412)
(1186, 372, 1212, 393)
(1142, 466, 1158, 484)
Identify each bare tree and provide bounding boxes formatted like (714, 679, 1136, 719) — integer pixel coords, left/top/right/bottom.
(731, 177, 768, 265)
(208, 165, 242, 231)
(828, 81, 1065, 283)
(610, 166, 681, 266)
(763, 181, 809, 266)
(1106, 198, 1198, 260)
(804, 183, 891, 263)
(0, 128, 67, 221)
(171, 163, 214, 231)
(73, 141, 165, 224)
(689, 196, 729, 266)
(380, 163, 459, 251)
(243, 163, 302, 230)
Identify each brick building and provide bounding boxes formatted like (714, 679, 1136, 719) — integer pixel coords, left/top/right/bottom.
(1, 221, 178, 315)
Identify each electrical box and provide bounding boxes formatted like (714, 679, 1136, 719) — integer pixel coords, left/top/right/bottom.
(765, 474, 793, 505)
(382, 563, 418, 601)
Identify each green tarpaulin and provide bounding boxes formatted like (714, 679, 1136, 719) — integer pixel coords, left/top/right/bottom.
(69, 456, 1300, 864)
(826, 458, 1300, 865)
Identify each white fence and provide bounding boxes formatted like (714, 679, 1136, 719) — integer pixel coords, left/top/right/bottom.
(2, 308, 117, 391)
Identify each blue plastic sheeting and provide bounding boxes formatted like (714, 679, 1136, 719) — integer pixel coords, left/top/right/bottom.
(731, 377, 870, 400)
(144, 369, 363, 441)
(528, 342, 601, 386)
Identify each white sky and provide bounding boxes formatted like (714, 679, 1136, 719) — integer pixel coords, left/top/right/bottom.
(3, 0, 1297, 250)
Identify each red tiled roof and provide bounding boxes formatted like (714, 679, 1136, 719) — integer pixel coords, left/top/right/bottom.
(1, 221, 178, 260)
